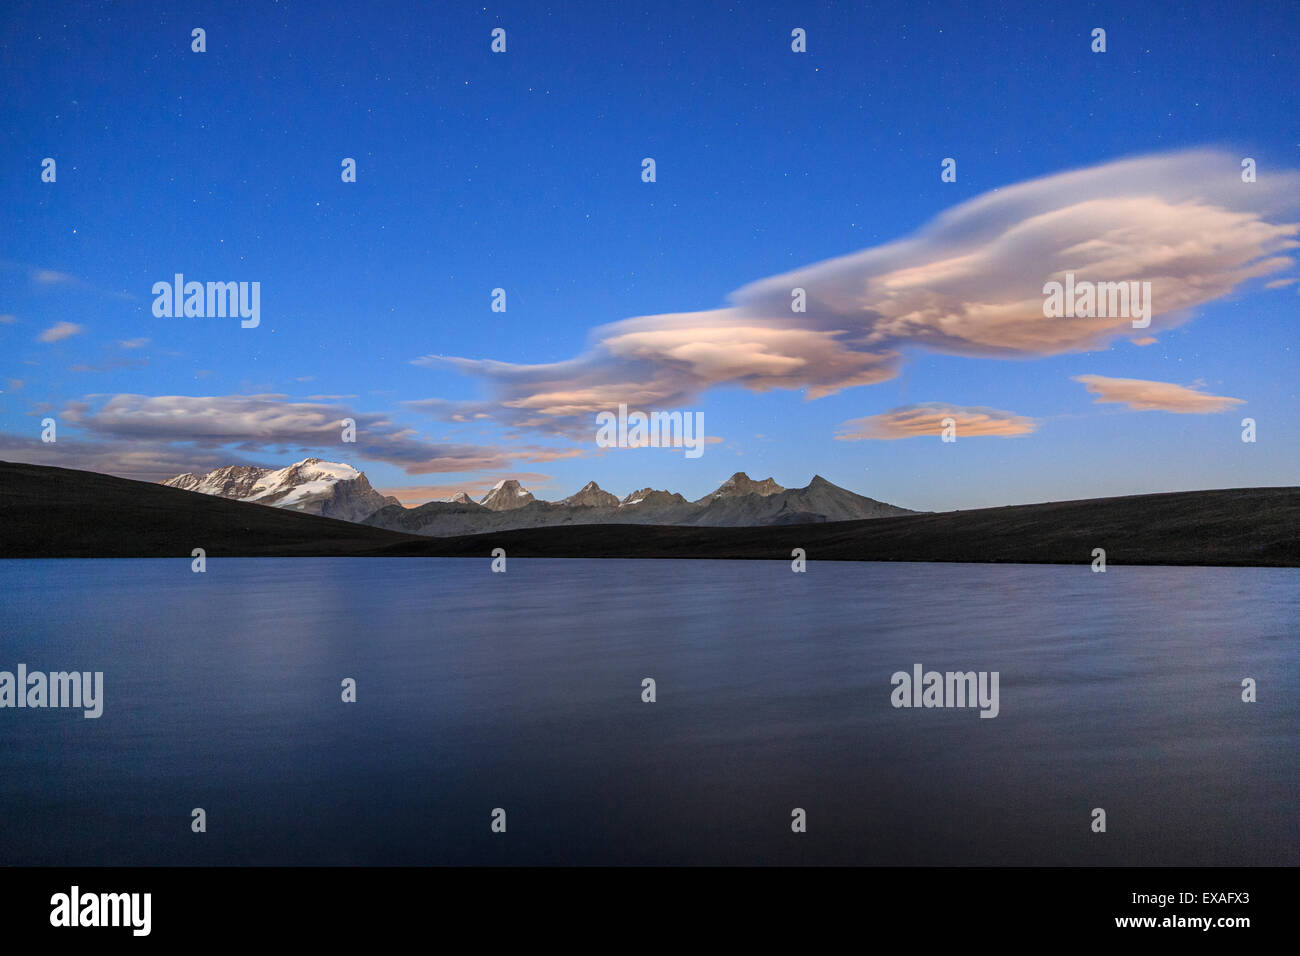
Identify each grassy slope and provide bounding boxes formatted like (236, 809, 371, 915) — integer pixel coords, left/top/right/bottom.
(2, 460, 1296, 566)
(0, 460, 418, 557)
(381, 486, 1299, 566)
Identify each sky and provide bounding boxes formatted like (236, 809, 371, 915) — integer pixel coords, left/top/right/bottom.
(2, 0, 1298, 512)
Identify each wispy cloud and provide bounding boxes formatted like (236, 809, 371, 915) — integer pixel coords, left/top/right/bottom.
(71, 357, 148, 373)
(0, 262, 135, 300)
(413, 150, 1298, 438)
(1073, 374, 1245, 413)
(32, 268, 78, 286)
(0, 432, 263, 483)
(28, 266, 134, 300)
(513, 445, 587, 462)
(836, 403, 1038, 440)
(38, 322, 85, 343)
(60, 393, 516, 475)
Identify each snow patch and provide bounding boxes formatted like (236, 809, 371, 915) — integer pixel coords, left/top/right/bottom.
(263, 479, 338, 507)
(245, 459, 359, 502)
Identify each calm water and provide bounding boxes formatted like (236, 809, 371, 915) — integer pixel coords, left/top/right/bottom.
(0, 558, 1295, 866)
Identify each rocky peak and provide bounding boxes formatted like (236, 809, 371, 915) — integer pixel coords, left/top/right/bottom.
(479, 479, 535, 511)
(696, 471, 785, 503)
(619, 487, 688, 508)
(561, 481, 620, 508)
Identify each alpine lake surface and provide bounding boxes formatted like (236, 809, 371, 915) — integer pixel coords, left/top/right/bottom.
(1, 558, 1294, 865)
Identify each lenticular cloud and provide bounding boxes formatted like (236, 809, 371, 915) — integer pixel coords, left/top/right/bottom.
(416, 150, 1299, 434)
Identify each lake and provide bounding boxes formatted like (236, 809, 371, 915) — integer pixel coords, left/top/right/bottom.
(0, 558, 1295, 865)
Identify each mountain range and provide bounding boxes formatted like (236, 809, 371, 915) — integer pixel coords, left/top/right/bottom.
(161, 459, 916, 536)
(6, 459, 1297, 566)
(163, 458, 398, 523)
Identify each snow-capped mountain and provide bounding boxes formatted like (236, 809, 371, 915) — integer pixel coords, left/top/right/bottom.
(163, 464, 272, 499)
(162, 458, 399, 523)
(163, 462, 914, 535)
(478, 479, 535, 511)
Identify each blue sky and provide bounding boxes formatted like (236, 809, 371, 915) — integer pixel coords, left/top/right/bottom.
(2, 0, 1297, 510)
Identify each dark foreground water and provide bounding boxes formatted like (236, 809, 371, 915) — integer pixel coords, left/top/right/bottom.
(0, 558, 1295, 866)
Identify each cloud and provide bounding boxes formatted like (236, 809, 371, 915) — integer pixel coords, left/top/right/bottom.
(1131, 336, 1158, 346)
(15, 265, 134, 300)
(38, 322, 84, 343)
(32, 268, 77, 285)
(414, 318, 902, 440)
(512, 445, 587, 462)
(1264, 278, 1297, 289)
(1073, 374, 1245, 413)
(836, 403, 1038, 440)
(0, 432, 264, 483)
(402, 397, 496, 423)
(0, 314, 15, 324)
(119, 338, 150, 349)
(60, 393, 516, 475)
(71, 357, 148, 373)
(414, 149, 1298, 437)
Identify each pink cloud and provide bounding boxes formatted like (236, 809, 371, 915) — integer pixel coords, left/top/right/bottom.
(1073, 374, 1245, 413)
(414, 150, 1298, 437)
(836, 403, 1038, 440)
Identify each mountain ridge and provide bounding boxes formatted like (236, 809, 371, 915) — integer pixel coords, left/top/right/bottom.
(162, 457, 398, 523)
(363, 471, 916, 537)
(4, 460, 1297, 566)
(159, 461, 917, 535)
